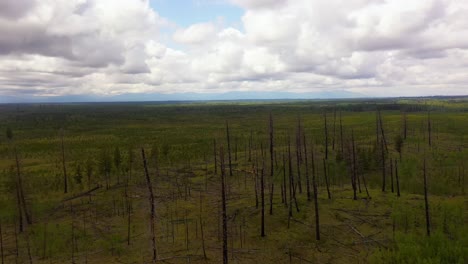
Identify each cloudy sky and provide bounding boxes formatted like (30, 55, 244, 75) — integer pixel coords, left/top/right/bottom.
(1, 0, 467, 101)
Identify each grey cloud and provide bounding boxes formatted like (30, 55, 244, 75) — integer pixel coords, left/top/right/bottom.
(0, 0, 35, 19)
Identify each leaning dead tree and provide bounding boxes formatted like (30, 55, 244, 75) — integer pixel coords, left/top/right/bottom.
(142, 148, 157, 262)
(323, 111, 329, 160)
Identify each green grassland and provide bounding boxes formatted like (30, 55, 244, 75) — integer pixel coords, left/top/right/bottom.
(0, 97, 467, 263)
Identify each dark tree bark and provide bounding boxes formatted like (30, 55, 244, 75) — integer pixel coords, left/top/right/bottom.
(423, 158, 431, 236)
(351, 131, 358, 200)
(296, 128, 302, 194)
(303, 133, 311, 201)
(261, 166, 265, 237)
(323, 159, 331, 199)
(214, 139, 218, 174)
(220, 146, 228, 264)
(0, 221, 4, 264)
(390, 158, 394, 193)
(61, 128, 68, 194)
(340, 111, 344, 156)
(323, 112, 329, 160)
(427, 110, 432, 147)
(378, 110, 389, 153)
(395, 159, 400, 197)
(282, 153, 288, 207)
(332, 107, 337, 150)
(141, 148, 157, 262)
(226, 121, 233, 176)
(310, 143, 320, 240)
(381, 139, 386, 192)
(269, 113, 274, 215)
(403, 111, 408, 140)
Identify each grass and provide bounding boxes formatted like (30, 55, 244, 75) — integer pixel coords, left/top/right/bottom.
(0, 97, 466, 263)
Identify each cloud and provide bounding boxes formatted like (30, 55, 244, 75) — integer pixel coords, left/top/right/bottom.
(1, 0, 468, 100)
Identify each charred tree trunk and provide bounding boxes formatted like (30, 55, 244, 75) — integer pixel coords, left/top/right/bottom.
(220, 147, 228, 264)
(282, 153, 288, 207)
(381, 139, 386, 192)
(61, 129, 68, 194)
(390, 158, 394, 193)
(378, 110, 389, 153)
(310, 143, 320, 240)
(403, 111, 408, 140)
(323, 159, 331, 199)
(303, 133, 311, 201)
(269, 113, 274, 215)
(340, 111, 344, 156)
(323, 112, 329, 160)
(351, 131, 358, 200)
(427, 110, 432, 147)
(214, 139, 218, 174)
(141, 148, 157, 262)
(423, 159, 430, 236)
(332, 107, 337, 150)
(226, 121, 233, 176)
(261, 166, 265, 237)
(395, 159, 400, 197)
(14, 147, 31, 226)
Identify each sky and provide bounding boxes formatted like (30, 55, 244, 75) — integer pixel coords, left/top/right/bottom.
(1, 0, 468, 102)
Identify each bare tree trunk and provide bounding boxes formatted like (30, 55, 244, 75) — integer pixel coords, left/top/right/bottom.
(390, 158, 394, 193)
(141, 148, 157, 262)
(332, 107, 337, 150)
(381, 139, 386, 192)
(395, 159, 400, 197)
(14, 147, 31, 228)
(323, 159, 331, 199)
(248, 130, 252, 162)
(0, 221, 4, 264)
(214, 139, 218, 174)
(323, 112, 328, 160)
(261, 166, 265, 237)
(303, 133, 311, 201)
(61, 128, 68, 194)
(427, 110, 432, 147)
(378, 110, 389, 153)
(282, 153, 288, 207)
(423, 158, 430, 236)
(269, 113, 274, 215)
(226, 121, 233, 176)
(310, 143, 320, 240)
(351, 132, 358, 200)
(220, 146, 228, 264)
(403, 111, 407, 140)
(340, 111, 344, 156)
(296, 129, 302, 194)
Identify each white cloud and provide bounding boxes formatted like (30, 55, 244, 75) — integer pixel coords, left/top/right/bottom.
(1, 0, 468, 99)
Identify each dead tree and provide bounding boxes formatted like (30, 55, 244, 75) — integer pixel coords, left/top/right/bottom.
(390, 158, 394, 193)
(61, 128, 68, 194)
(14, 148, 31, 228)
(141, 148, 157, 262)
(220, 146, 228, 264)
(423, 158, 430, 236)
(378, 110, 389, 153)
(303, 133, 311, 201)
(296, 126, 302, 194)
(226, 121, 233, 176)
(323, 159, 331, 199)
(395, 159, 400, 197)
(332, 107, 337, 150)
(323, 112, 329, 160)
(310, 143, 320, 240)
(351, 131, 358, 200)
(381, 139, 386, 192)
(402, 111, 408, 140)
(269, 113, 274, 215)
(0, 221, 4, 264)
(427, 110, 432, 147)
(339, 111, 344, 156)
(261, 164, 265, 237)
(282, 153, 288, 207)
(288, 137, 300, 213)
(214, 139, 218, 174)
